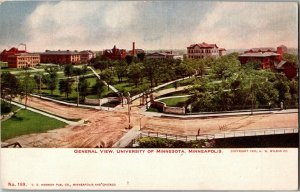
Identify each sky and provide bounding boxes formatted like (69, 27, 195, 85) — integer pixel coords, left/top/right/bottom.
(0, 1, 298, 52)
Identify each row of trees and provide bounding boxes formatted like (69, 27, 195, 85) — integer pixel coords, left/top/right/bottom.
(188, 53, 298, 112)
(90, 55, 214, 89)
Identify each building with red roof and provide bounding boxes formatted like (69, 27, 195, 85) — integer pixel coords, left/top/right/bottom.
(0, 47, 40, 68)
(103, 45, 127, 60)
(238, 45, 297, 79)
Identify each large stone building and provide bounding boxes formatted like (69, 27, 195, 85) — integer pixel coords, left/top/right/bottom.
(40, 50, 81, 65)
(103, 45, 127, 60)
(187, 42, 226, 59)
(0, 47, 40, 68)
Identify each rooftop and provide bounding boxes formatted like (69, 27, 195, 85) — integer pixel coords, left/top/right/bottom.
(187, 42, 218, 49)
(41, 50, 80, 55)
(239, 52, 280, 57)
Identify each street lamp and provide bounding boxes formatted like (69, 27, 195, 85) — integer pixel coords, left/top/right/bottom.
(127, 92, 131, 129)
(139, 113, 142, 130)
(76, 76, 79, 107)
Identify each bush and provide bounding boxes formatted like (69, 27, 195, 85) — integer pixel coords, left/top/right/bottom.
(1, 102, 12, 114)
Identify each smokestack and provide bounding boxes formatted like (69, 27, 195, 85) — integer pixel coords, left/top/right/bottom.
(132, 42, 135, 56)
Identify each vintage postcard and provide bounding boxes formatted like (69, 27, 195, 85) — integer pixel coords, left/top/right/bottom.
(0, 1, 298, 190)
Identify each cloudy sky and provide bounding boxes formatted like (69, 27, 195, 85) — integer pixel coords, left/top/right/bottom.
(0, 1, 298, 52)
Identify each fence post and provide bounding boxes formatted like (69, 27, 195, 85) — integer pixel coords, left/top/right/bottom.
(196, 135, 198, 141)
(186, 136, 188, 142)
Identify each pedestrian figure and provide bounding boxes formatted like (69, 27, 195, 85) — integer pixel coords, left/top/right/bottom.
(197, 128, 201, 136)
(280, 101, 284, 110)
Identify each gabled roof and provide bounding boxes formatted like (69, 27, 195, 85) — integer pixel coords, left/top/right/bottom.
(275, 60, 287, 69)
(187, 42, 218, 49)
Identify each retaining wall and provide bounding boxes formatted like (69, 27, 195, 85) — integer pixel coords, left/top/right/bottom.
(84, 97, 120, 105)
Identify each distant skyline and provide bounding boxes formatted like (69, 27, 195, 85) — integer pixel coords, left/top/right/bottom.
(0, 1, 298, 52)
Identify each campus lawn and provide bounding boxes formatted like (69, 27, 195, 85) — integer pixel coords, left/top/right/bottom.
(159, 97, 190, 107)
(1, 109, 67, 141)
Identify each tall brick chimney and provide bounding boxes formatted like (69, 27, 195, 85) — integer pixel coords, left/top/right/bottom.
(277, 46, 283, 60)
(132, 42, 135, 56)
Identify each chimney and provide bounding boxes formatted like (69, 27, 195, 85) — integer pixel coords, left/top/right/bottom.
(132, 42, 135, 56)
(277, 47, 283, 60)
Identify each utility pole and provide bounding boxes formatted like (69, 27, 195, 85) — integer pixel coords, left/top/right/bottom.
(76, 76, 79, 107)
(39, 73, 42, 98)
(127, 92, 131, 129)
(251, 79, 253, 115)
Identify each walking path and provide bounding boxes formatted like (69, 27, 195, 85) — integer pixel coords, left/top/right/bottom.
(30, 94, 115, 111)
(112, 126, 141, 148)
(130, 76, 192, 101)
(7, 100, 78, 125)
(87, 66, 119, 93)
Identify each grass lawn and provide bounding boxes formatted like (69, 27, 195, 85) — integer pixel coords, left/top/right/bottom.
(1, 109, 67, 141)
(159, 97, 190, 107)
(155, 77, 195, 92)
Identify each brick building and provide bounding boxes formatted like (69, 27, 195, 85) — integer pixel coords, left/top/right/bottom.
(187, 42, 226, 59)
(40, 50, 81, 65)
(103, 45, 127, 60)
(238, 46, 297, 79)
(0, 47, 40, 68)
(238, 47, 284, 69)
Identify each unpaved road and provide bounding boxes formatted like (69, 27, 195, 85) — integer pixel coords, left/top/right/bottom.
(3, 96, 298, 148)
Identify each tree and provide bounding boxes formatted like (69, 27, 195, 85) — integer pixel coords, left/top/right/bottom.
(283, 53, 298, 64)
(101, 69, 115, 90)
(92, 79, 106, 99)
(33, 72, 43, 95)
(127, 63, 143, 87)
(115, 60, 127, 82)
(64, 64, 74, 77)
(125, 55, 134, 64)
(44, 66, 58, 95)
(1, 72, 20, 105)
(210, 55, 240, 79)
(274, 74, 291, 106)
(19, 72, 36, 108)
(137, 52, 145, 61)
(77, 77, 90, 100)
(59, 79, 73, 99)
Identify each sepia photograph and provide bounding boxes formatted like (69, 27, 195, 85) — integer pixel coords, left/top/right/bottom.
(0, 0, 298, 190)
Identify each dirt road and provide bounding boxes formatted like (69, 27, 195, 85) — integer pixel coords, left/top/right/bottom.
(3, 96, 298, 148)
